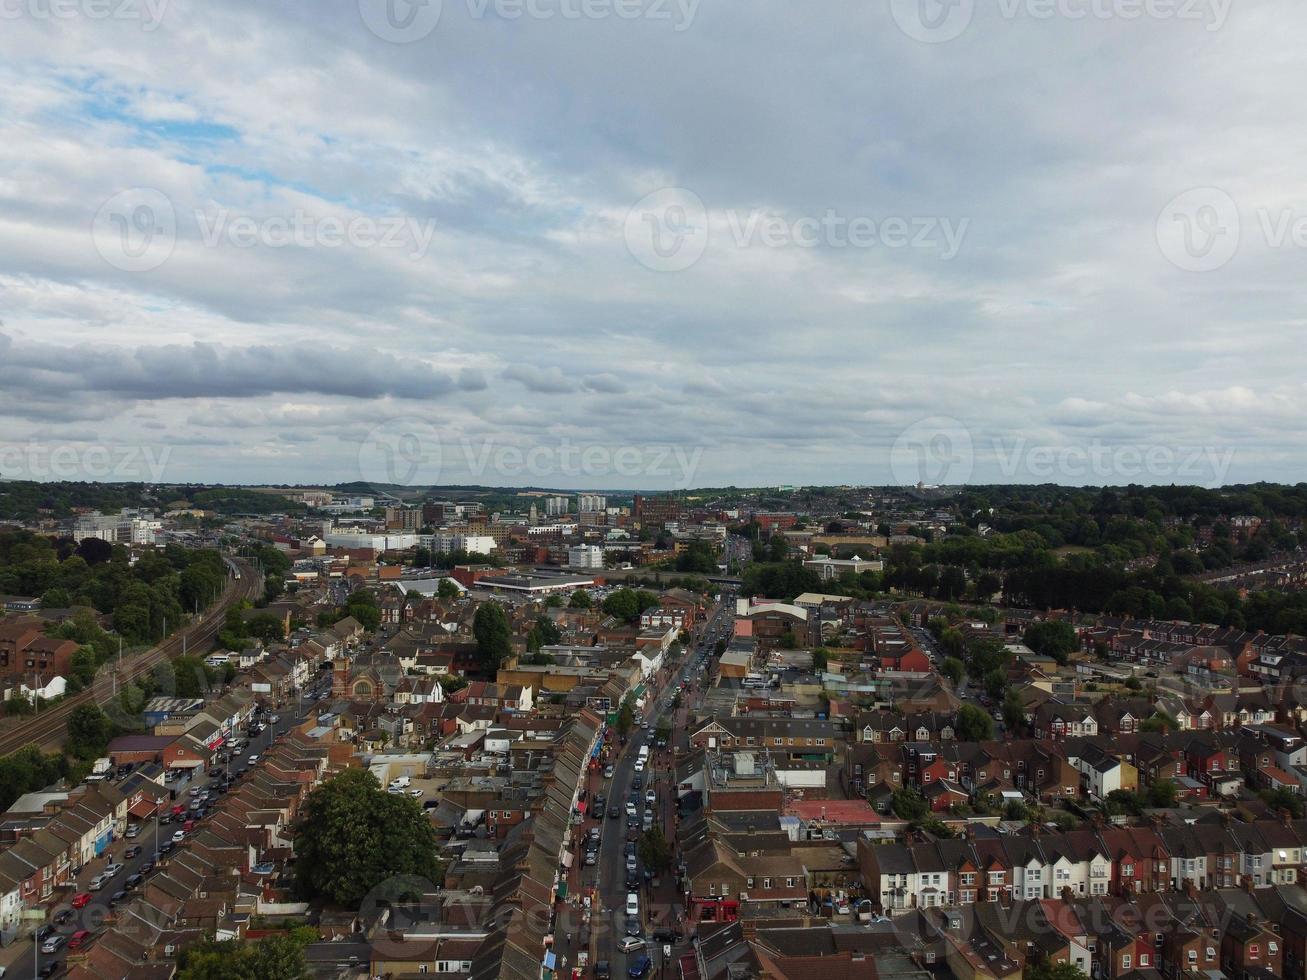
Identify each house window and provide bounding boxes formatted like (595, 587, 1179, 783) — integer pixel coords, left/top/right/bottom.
(1122, 956, 1131, 970)
(1123, 864, 1133, 877)
(816, 738, 826, 746)
(747, 877, 754, 888)
(787, 877, 795, 888)
(1139, 954, 1149, 967)
(1269, 943, 1278, 955)
(763, 878, 771, 889)
(1188, 951, 1197, 964)
(1249, 945, 1259, 960)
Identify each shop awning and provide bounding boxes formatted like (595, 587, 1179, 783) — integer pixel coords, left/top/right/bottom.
(556, 880, 568, 899)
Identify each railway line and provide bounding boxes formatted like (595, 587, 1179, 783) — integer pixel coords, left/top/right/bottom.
(0, 557, 260, 757)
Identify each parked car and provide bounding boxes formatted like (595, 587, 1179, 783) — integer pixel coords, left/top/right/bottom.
(172, 830, 185, 843)
(594, 961, 612, 979)
(40, 935, 66, 954)
(124, 824, 140, 838)
(625, 916, 642, 937)
(38, 962, 61, 978)
(53, 908, 74, 924)
(103, 863, 123, 877)
(652, 928, 683, 943)
(626, 892, 639, 917)
(68, 930, 92, 950)
(108, 890, 127, 905)
(628, 955, 652, 977)
(608, 806, 621, 820)
(124, 846, 142, 859)
(618, 936, 646, 953)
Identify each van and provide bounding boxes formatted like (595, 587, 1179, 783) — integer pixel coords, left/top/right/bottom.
(389, 775, 411, 789)
(626, 892, 640, 917)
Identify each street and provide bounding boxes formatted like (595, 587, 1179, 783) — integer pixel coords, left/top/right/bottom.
(583, 595, 729, 979)
(0, 674, 333, 979)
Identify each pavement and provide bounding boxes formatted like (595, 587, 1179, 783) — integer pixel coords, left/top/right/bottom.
(0, 677, 332, 978)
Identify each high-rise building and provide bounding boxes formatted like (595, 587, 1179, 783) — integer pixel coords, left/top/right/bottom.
(577, 494, 607, 512)
(545, 496, 570, 516)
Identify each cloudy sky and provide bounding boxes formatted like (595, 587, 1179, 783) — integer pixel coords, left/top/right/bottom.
(0, 0, 1302, 491)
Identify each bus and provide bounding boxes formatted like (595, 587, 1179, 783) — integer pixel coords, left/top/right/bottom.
(635, 744, 650, 772)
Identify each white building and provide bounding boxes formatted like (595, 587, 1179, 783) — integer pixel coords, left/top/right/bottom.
(577, 494, 607, 512)
(544, 496, 570, 516)
(568, 545, 604, 569)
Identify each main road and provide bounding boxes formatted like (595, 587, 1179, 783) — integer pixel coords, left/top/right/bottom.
(589, 593, 732, 978)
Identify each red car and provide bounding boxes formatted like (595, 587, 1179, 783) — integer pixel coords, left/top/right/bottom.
(69, 929, 92, 949)
(71, 892, 92, 909)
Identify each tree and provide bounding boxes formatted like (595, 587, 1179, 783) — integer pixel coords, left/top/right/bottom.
(1002, 688, 1027, 730)
(1147, 779, 1178, 807)
(940, 656, 964, 684)
(437, 577, 460, 600)
(178, 934, 310, 980)
(1259, 787, 1305, 819)
(891, 787, 929, 822)
(171, 656, 216, 699)
(472, 602, 513, 673)
(1140, 712, 1177, 733)
(1026, 961, 1090, 980)
(67, 704, 114, 759)
(1023, 621, 1078, 665)
(810, 648, 829, 672)
(639, 826, 673, 873)
(956, 703, 994, 742)
(568, 589, 592, 609)
(617, 695, 636, 736)
(294, 769, 442, 905)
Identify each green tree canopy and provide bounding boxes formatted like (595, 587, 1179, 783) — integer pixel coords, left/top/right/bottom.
(293, 769, 442, 905)
(956, 703, 995, 742)
(472, 602, 513, 672)
(178, 934, 310, 980)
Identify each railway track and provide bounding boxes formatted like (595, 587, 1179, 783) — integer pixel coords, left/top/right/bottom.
(0, 558, 261, 757)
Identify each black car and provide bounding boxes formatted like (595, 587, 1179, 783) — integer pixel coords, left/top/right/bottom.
(626, 916, 642, 936)
(109, 890, 128, 905)
(38, 962, 61, 978)
(36, 924, 55, 942)
(652, 928, 684, 943)
(125, 873, 143, 890)
(124, 845, 142, 859)
(52, 909, 73, 925)
(594, 961, 612, 980)
(592, 793, 605, 809)
(140, 861, 155, 875)
(608, 806, 621, 819)
(625, 870, 640, 889)
(631, 775, 642, 790)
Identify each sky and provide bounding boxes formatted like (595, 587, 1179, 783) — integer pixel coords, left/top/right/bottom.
(0, 0, 1304, 492)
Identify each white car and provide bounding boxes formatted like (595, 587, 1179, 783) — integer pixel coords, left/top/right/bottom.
(408, 788, 423, 798)
(626, 892, 640, 917)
